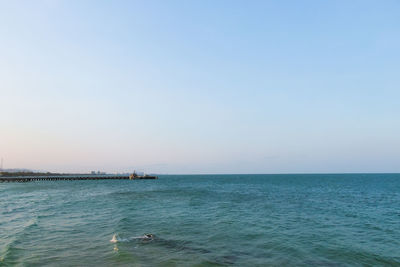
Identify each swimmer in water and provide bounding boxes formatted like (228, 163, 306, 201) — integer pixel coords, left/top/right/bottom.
(110, 233, 154, 243)
(109, 233, 211, 255)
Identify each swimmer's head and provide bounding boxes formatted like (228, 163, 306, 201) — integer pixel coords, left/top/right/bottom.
(142, 233, 155, 240)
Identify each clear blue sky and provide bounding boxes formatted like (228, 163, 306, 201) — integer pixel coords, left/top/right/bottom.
(0, 0, 399, 174)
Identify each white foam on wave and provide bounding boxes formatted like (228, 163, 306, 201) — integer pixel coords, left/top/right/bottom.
(110, 234, 118, 243)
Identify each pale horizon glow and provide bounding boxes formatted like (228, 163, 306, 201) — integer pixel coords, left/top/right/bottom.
(1, 1, 399, 174)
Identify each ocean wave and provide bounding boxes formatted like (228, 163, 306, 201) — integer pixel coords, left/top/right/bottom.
(0, 217, 39, 265)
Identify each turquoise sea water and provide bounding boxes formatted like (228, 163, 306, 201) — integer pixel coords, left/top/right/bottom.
(1, 174, 399, 266)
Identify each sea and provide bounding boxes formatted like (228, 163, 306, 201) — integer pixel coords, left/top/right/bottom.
(0, 174, 399, 266)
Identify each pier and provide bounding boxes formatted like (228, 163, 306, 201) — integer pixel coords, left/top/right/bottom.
(0, 174, 158, 183)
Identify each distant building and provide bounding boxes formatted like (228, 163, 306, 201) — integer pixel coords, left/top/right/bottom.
(91, 170, 106, 175)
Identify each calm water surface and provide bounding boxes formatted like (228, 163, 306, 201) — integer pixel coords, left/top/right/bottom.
(1, 174, 399, 266)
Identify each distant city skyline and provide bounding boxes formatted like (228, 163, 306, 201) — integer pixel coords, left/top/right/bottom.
(1, 0, 399, 174)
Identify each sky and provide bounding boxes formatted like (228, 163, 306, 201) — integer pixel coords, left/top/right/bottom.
(0, 0, 399, 174)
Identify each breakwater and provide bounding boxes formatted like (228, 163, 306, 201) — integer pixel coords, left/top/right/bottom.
(0, 175, 157, 182)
